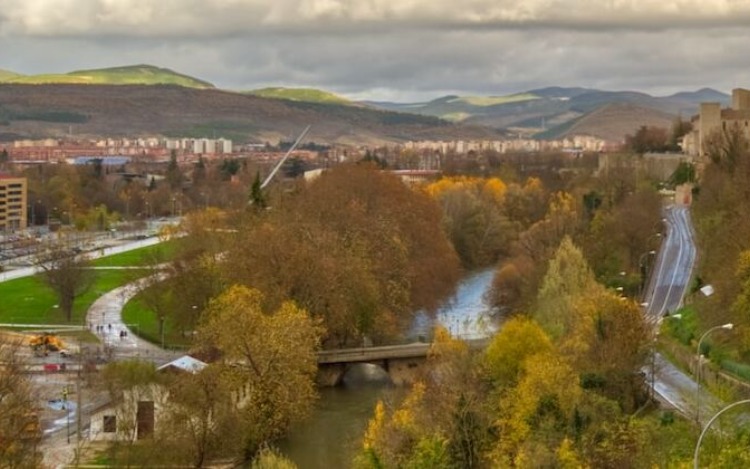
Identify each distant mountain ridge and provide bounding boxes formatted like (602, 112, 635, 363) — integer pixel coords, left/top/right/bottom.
(364, 86, 730, 141)
(0, 65, 215, 89)
(0, 62, 734, 143)
(0, 84, 503, 145)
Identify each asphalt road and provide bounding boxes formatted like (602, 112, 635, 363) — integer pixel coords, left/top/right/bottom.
(643, 205, 724, 420)
(644, 205, 696, 323)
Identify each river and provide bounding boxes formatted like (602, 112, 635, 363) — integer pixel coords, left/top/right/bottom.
(280, 268, 497, 468)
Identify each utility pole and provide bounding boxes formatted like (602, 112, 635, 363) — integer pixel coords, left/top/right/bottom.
(77, 347, 83, 442)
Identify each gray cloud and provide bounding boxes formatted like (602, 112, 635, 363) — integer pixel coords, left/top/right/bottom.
(0, 1, 749, 101)
(2, 0, 750, 36)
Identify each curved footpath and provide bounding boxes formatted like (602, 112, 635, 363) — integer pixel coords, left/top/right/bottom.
(85, 279, 179, 363)
(2, 238, 180, 469)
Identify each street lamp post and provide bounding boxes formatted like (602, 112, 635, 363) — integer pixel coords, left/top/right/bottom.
(63, 386, 70, 444)
(693, 399, 750, 468)
(639, 250, 656, 298)
(695, 323, 733, 425)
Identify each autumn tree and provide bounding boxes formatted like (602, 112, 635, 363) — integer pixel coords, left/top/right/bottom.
(159, 366, 243, 467)
(491, 191, 579, 313)
(224, 164, 461, 347)
(704, 123, 750, 173)
(425, 176, 514, 268)
(494, 351, 583, 466)
(358, 328, 492, 469)
(96, 360, 163, 466)
(611, 188, 664, 270)
(483, 317, 552, 388)
(37, 245, 96, 321)
(0, 335, 42, 467)
(669, 116, 693, 150)
(197, 285, 323, 459)
(625, 125, 670, 154)
(692, 125, 750, 336)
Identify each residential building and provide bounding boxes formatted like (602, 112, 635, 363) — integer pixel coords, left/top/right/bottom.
(89, 356, 207, 442)
(0, 174, 27, 232)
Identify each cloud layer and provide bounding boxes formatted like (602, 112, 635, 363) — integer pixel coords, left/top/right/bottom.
(0, 0, 748, 100)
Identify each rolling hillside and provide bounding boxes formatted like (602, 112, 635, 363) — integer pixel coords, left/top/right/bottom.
(247, 87, 354, 105)
(0, 69, 21, 81)
(534, 103, 677, 142)
(367, 86, 731, 141)
(0, 65, 215, 89)
(0, 84, 503, 145)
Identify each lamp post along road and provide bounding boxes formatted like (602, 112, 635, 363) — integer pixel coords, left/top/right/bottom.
(695, 323, 733, 426)
(639, 250, 656, 298)
(693, 399, 750, 469)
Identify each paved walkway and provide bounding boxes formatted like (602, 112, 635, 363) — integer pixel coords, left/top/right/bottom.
(85, 278, 179, 364)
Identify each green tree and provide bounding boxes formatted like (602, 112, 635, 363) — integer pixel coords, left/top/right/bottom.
(535, 236, 602, 342)
(166, 150, 183, 189)
(249, 171, 266, 209)
(669, 161, 696, 186)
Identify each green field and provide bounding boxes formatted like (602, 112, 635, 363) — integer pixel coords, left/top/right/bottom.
(1, 64, 214, 89)
(0, 240, 181, 352)
(92, 241, 177, 268)
(121, 296, 191, 350)
(0, 269, 148, 326)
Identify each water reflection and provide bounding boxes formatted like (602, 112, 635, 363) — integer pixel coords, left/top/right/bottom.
(280, 368, 402, 469)
(411, 268, 498, 340)
(281, 269, 496, 467)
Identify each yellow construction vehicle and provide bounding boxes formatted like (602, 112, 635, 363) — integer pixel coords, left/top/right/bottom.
(29, 333, 65, 356)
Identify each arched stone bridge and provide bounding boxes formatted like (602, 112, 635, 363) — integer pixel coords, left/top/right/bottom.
(316, 339, 489, 387)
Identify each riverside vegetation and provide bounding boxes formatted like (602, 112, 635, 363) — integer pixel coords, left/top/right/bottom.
(5, 141, 750, 466)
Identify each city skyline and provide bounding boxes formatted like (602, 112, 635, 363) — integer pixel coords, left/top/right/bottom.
(1, 0, 749, 101)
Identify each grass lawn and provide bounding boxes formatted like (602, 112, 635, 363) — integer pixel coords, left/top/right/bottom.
(92, 240, 177, 268)
(122, 297, 192, 349)
(0, 269, 148, 326)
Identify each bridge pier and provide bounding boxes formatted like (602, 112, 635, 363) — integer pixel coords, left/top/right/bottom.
(316, 358, 425, 387)
(317, 363, 347, 387)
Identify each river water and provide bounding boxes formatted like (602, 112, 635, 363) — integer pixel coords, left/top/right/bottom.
(280, 268, 497, 468)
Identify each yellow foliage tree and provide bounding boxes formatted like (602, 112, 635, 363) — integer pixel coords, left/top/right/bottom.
(198, 285, 323, 456)
(494, 352, 582, 465)
(483, 317, 553, 387)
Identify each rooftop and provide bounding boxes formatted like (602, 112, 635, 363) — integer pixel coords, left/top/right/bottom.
(157, 355, 208, 374)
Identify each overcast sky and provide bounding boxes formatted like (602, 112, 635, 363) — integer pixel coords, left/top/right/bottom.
(1, 0, 749, 102)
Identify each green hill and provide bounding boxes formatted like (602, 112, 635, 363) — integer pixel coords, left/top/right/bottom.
(448, 93, 539, 108)
(1, 65, 214, 89)
(0, 69, 22, 81)
(248, 87, 353, 105)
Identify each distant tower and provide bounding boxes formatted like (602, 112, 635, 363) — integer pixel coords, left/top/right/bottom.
(698, 102, 721, 156)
